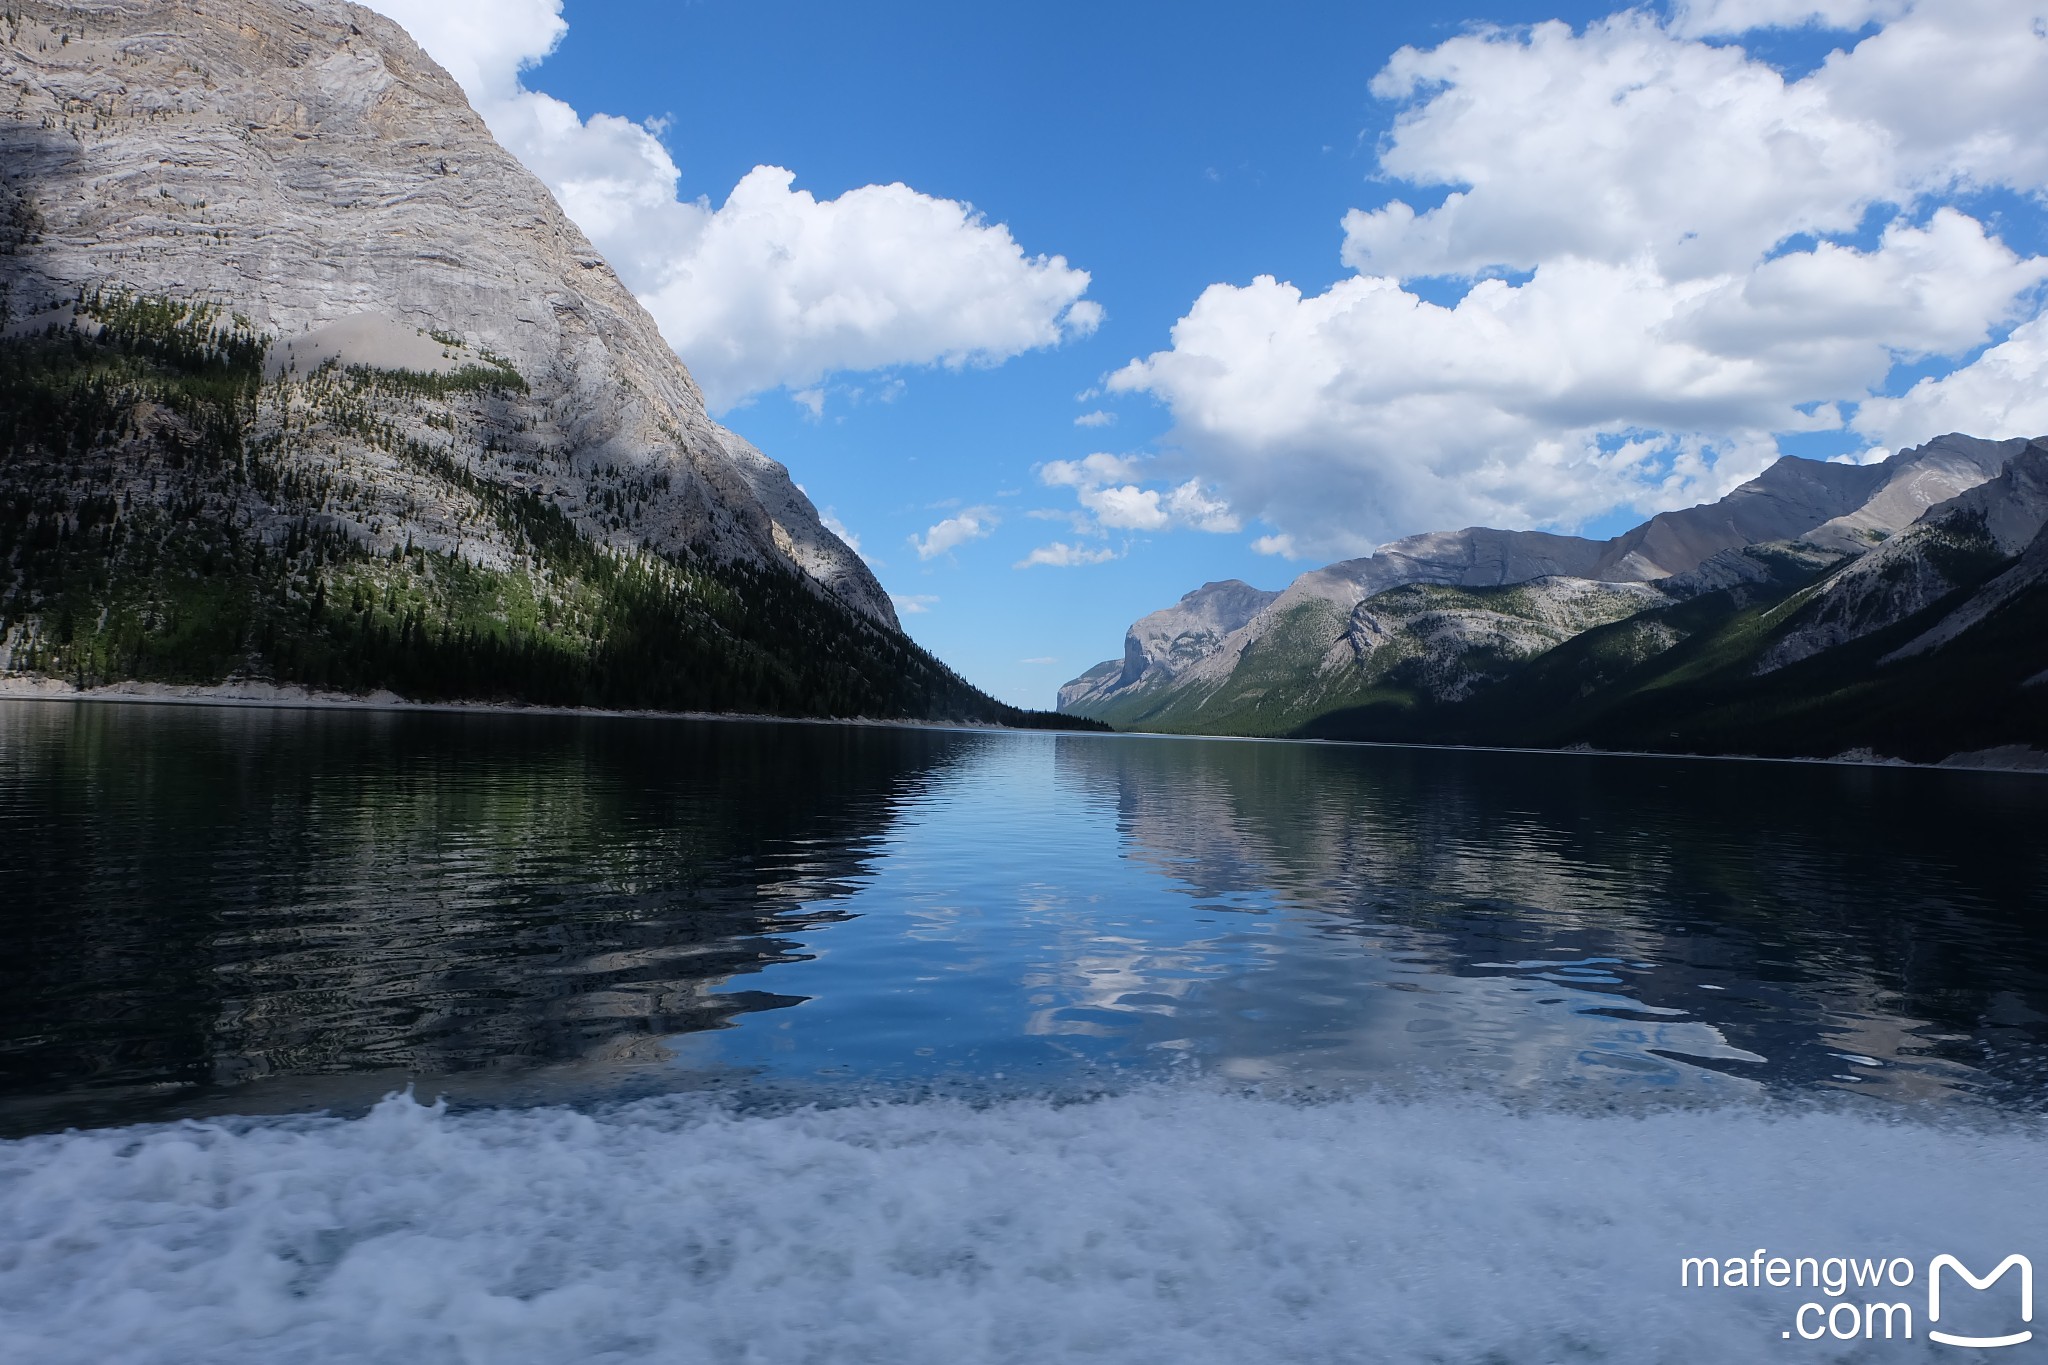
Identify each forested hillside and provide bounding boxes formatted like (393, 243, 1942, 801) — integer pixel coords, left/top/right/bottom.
(0, 297, 1090, 727)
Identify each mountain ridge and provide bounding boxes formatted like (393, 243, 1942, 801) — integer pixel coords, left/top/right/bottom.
(1062, 433, 2048, 757)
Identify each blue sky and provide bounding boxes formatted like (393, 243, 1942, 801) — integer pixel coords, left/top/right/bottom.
(369, 0, 2048, 707)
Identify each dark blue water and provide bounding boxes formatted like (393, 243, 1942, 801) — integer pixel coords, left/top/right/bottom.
(3, 699, 2046, 1134)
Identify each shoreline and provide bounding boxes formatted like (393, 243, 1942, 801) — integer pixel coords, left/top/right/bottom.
(1104, 726, 2048, 774)
(4, 674, 2044, 774)
(0, 674, 1021, 736)
(1104, 723, 2048, 775)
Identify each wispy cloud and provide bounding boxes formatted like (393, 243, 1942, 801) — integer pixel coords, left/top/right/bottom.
(1040, 453, 1146, 488)
(892, 594, 939, 615)
(1014, 542, 1120, 569)
(909, 507, 999, 560)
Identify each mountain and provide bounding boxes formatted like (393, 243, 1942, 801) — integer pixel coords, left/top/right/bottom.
(1884, 452, 2048, 668)
(1057, 579, 1277, 713)
(1755, 442, 2048, 674)
(0, 0, 1091, 726)
(1584, 435, 2016, 578)
(1062, 434, 2048, 759)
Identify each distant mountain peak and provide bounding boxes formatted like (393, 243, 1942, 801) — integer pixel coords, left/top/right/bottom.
(1061, 434, 2048, 756)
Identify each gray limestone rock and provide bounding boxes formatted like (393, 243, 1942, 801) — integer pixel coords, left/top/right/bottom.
(1588, 458, 1885, 582)
(1757, 440, 2048, 674)
(1803, 434, 2030, 553)
(0, 0, 894, 627)
(1338, 575, 1667, 704)
(1059, 580, 1278, 713)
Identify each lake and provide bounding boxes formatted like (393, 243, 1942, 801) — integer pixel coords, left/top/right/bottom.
(3, 700, 2045, 1363)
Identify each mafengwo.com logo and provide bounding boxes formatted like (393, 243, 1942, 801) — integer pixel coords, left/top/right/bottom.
(1679, 1250, 2033, 1347)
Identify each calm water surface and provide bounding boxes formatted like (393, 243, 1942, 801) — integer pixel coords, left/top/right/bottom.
(3, 700, 2045, 1133)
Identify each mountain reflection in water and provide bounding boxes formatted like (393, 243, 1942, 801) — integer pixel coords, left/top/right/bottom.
(2, 701, 2044, 1134)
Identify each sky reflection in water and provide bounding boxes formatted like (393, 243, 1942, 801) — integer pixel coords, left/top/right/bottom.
(2, 701, 2044, 1133)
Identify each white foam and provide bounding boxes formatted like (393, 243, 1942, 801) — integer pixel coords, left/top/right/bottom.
(2, 1088, 2039, 1363)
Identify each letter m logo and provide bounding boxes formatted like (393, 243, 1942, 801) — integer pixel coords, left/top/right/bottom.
(1929, 1254, 2033, 1349)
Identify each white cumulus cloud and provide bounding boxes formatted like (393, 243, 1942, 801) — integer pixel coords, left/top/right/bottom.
(1036, 456, 1241, 537)
(1081, 484, 1172, 531)
(910, 507, 1000, 561)
(1109, 0, 2048, 558)
(634, 167, 1097, 410)
(364, 0, 1097, 412)
(1853, 314, 2048, 450)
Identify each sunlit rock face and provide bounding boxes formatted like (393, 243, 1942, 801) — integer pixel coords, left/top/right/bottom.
(1800, 435, 2031, 555)
(1058, 580, 1279, 714)
(0, 0, 891, 627)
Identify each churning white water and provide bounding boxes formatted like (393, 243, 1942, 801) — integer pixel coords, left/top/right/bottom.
(3, 1086, 2040, 1364)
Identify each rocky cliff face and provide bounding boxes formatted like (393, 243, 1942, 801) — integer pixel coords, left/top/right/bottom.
(1069, 526, 1640, 729)
(1758, 439, 2048, 672)
(1578, 436, 2024, 581)
(1802, 434, 2027, 553)
(1064, 433, 2046, 749)
(1057, 579, 1277, 712)
(1335, 575, 1669, 705)
(0, 0, 887, 624)
(0, 0, 1042, 720)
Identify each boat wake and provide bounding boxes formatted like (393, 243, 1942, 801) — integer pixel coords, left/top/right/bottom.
(3, 1085, 2039, 1363)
